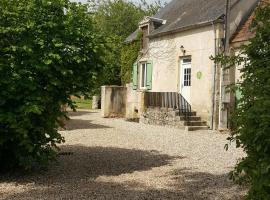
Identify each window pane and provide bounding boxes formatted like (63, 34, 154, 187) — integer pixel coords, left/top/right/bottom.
(141, 63, 147, 88)
(183, 58, 191, 63)
(144, 64, 147, 87)
(183, 68, 191, 86)
(188, 68, 191, 86)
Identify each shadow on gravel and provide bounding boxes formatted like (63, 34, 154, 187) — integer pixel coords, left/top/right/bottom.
(0, 146, 245, 200)
(55, 145, 181, 177)
(64, 119, 112, 130)
(0, 145, 179, 181)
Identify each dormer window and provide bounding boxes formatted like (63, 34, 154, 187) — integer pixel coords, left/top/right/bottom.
(138, 17, 166, 51)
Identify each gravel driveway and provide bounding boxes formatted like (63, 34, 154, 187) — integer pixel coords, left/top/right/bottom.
(0, 110, 246, 200)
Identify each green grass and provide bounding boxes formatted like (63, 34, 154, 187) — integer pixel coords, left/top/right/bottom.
(72, 97, 92, 109)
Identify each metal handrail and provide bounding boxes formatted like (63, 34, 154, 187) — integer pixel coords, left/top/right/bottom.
(144, 92, 192, 121)
(178, 93, 192, 122)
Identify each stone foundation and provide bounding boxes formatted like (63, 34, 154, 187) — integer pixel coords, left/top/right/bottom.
(140, 107, 185, 129)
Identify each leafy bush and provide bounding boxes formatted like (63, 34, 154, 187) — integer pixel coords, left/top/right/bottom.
(0, 0, 105, 170)
(214, 3, 270, 199)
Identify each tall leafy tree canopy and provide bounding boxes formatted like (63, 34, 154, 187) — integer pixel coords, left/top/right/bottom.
(0, 0, 105, 170)
(90, 0, 163, 87)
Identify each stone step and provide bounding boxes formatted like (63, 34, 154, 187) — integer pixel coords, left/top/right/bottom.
(185, 126, 209, 131)
(184, 121, 207, 126)
(173, 110, 197, 116)
(176, 116, 201, 121)
(177, 111, 197, 117)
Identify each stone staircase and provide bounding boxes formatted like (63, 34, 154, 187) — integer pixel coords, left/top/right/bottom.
(140, 107, 209, 131)
(178, 111, 209, 131)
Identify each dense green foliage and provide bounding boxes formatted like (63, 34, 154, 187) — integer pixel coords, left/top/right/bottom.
(215, 4, 270, 199)
(90, 0, 162, 87)
(120, 32, 142, 84)
(0, 0, 105, 170)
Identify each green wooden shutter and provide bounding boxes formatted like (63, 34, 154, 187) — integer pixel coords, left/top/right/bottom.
(235, 87, 242, 108)
(132, 63, 138, 90)
(146, 60, 153, 90)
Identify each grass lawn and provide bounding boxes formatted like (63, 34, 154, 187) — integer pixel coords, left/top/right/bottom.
(72, 97, 92, 109)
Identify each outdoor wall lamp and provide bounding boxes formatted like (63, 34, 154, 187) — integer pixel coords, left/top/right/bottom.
(180, 45, 186, 54)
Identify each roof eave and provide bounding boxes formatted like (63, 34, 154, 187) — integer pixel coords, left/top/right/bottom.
(148, 19, 224, 39)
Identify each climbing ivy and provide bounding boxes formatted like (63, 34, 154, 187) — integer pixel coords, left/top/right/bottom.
(120, 31, 142, 85)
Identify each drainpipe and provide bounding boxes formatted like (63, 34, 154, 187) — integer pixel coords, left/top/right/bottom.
(218, 0, 231, 130)
(210, 22, 217, 130)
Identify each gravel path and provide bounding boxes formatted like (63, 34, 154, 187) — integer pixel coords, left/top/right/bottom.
(0, 110, 246, 200)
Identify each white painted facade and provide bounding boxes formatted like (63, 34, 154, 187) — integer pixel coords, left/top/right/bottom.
(138, 24, 223, 124)
(131, 0, 259, 129)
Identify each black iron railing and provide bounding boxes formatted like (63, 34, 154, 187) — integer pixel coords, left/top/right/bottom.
(144, 92, 192, 121)
(178, 93, 192, 121)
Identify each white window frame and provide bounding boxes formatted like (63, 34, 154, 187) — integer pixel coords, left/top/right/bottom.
(140, 62, 147, 89)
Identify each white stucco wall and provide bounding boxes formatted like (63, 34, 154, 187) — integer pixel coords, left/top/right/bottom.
(231, 42, 250, 84)
(139, 25, 222, 123)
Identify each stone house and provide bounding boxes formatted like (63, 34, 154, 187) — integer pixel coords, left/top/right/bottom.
(125, 0, 260, 130)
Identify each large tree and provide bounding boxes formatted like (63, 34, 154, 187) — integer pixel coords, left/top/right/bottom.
(0, 0, 105, 170)
(90, 0, 163, 87)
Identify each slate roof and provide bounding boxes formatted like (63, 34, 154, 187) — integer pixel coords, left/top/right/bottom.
(230, 10, 255, 44)
(231, 0, 269, 44)
(126, 0, 239, 42)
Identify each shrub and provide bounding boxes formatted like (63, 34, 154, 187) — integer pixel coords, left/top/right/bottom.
(0, 0, 105, 170)
(214, 3, 270, 199)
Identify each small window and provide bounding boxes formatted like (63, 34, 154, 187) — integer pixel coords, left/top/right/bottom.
(140, 63, 147, 88)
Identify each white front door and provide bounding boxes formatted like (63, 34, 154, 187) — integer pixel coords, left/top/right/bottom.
(180, 58, 192, 103)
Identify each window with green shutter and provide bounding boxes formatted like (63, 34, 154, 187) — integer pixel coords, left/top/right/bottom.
(132, 63, 138, 90)
(146, 60, 153, 90)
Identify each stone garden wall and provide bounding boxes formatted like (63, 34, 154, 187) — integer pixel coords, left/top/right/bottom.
(101, 86, 127, 118)
(140, 107, 185, 129)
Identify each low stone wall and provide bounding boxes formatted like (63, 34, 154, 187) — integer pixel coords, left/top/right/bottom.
(125, 84, 145, 120)
(140, 107, 185, 129)
(101, 86, 127, 118)
(101, 84, 146, 119)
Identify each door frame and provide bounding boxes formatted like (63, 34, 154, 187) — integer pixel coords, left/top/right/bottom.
(179, 57, 192, 102)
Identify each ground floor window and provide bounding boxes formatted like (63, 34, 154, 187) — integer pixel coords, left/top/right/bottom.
(132, 61, 152, 90)
(140, 62, 147, 89)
